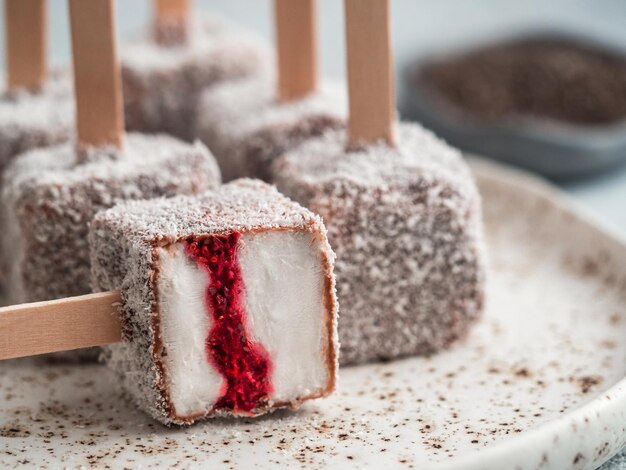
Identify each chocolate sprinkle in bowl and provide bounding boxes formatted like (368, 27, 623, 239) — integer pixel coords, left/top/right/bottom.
(403, 32, 626, 180)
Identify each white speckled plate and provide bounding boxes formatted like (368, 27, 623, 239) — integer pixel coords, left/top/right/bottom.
(1, 158, 626, 469)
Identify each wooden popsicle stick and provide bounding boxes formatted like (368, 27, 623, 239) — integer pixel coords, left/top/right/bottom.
(5, 0, 47, 90)
(154, 0, 190, 46)
(275, 0, 317, 102)
(155, 0, 189, 21)
(69, 0, 124, 150)
(344, 0, 395, 147)
(0, 291, 122, 360)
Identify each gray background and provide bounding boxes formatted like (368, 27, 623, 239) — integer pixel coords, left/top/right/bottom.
(1, 1, 625, 468)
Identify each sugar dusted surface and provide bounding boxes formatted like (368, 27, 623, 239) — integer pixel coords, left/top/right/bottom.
(273, 123, 473, 189)
(92, 179, 333, 243)
(4, 135, 217, 189)
(273, 123, 486, 365)
(198, 76, 346, 181)
(90, 180, 338, 425)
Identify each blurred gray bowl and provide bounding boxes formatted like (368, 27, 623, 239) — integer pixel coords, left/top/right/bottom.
(400, 31, 626, 181)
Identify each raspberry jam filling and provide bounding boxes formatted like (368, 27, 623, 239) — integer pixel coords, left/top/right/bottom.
(186, 233, 273, 413)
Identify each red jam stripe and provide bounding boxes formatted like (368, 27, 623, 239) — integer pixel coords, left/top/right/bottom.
(186, 233, 273, 413)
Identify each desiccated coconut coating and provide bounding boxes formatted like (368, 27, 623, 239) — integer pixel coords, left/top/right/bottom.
(1, 133, 221, 306)
(272, 123, 486, 365)
(0, 72, 74, 304)
(122, 15, 271, 141)
(197, 75, 347, 182)
(0, 71, 74, 174)
(89, 179, 338, 425)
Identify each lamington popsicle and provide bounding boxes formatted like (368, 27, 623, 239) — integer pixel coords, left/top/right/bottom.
(1, 2, 220, 309)
(0, 1, 73, 303)
(273, 0, 486, 365)
(0, 180, 339, 426)
(122, 0, 270, 141)
(2, 135, 219, 304)
(90, 179, 338, 424)
(197, 0, 346, 181)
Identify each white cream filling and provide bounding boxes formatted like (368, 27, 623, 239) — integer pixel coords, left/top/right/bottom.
(157, 231, 330, 416)
(239, 231, 330, 403)
(157, 244, 224, 417)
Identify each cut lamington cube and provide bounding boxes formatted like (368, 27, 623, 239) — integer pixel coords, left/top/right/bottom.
(89, 179, 338, 425)
(272, 123, 486, 365)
